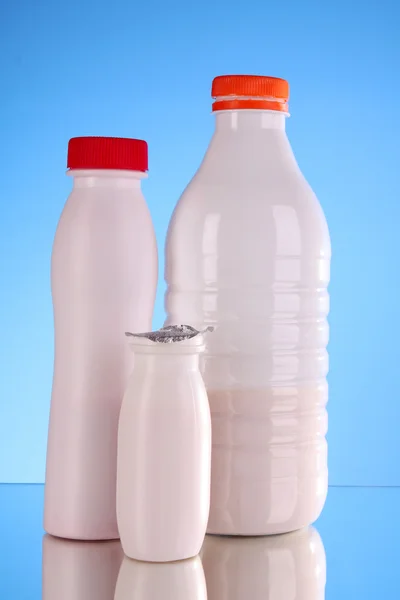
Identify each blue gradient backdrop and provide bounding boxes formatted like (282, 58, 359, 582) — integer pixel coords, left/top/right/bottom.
(1, 0, 399, 484)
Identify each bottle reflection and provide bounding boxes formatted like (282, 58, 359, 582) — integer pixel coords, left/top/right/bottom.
(201, 527, 326, 600)
(42, 534, 123, 600)
(114, 555, 207, 600)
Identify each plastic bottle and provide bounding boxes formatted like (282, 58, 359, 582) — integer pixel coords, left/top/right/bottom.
(117, 326, 212, 562)
(165, 75, 331, 535)
(114, 555, 207, 600)
(42, 534, 123, 600)
(44, 136, 158, 540)
(201, 526, 326, 600)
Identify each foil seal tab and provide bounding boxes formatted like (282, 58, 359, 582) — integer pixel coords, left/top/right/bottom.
(125, 324, 214, 344)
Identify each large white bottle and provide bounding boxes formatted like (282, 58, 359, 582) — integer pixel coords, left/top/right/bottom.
(165, 75, 331, 535)
(44, 136, 158, 540)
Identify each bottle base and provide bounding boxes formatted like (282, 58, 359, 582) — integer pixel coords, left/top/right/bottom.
(206, 503, 325, 537)
(44, 520, 120, 542)
(122, 551, 200, 564)
(206, 523, 310, 537)
(121, 539, 202, 563)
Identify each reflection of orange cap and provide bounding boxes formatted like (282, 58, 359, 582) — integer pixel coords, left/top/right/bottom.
(211, 75, 289, 113)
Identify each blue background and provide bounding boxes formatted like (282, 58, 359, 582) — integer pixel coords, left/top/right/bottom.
(1, 0, 399, 484)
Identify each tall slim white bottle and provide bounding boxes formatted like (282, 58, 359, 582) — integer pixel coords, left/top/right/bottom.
(44, 136, 158, 540)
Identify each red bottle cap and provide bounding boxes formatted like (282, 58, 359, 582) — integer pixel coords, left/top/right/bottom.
(67, 136, 148, 171)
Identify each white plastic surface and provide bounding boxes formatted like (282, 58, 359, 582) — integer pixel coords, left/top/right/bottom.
(117, 336, 211, 562)
(42, 534, 123, 600)
(44, 170, 158, 540)
(114, 555, 207, 600)
(165, 109, 331, 535)
(201, 526, 326, 600)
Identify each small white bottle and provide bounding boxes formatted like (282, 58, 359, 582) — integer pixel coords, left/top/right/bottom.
(201, 526, 326, 600)
(45, 136, 158, 540)
(114, 555, 207, 600)
(42, 534, 123, 600)
(117, 326, 212, 563)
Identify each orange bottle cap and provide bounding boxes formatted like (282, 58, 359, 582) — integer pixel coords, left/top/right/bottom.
(211, 75, 289, 113)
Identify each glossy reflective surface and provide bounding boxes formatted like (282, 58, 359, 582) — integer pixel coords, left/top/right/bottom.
(0, 485, 398, 599)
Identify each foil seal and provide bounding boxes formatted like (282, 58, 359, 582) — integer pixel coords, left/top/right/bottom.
(125, 324, 214, 344)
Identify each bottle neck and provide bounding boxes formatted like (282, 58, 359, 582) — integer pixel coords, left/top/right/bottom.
(214, 109, 287, 133)
(200, 109, 296, 178)
(133, 352, 200, 372)
(68, 169, 146, 190)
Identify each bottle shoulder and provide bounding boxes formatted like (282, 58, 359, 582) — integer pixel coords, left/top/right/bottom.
(55, 187, 155, 234)
(168, 174, 330, 247)
(174, 129, 322, 211)
(52, 187, 157, 266)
